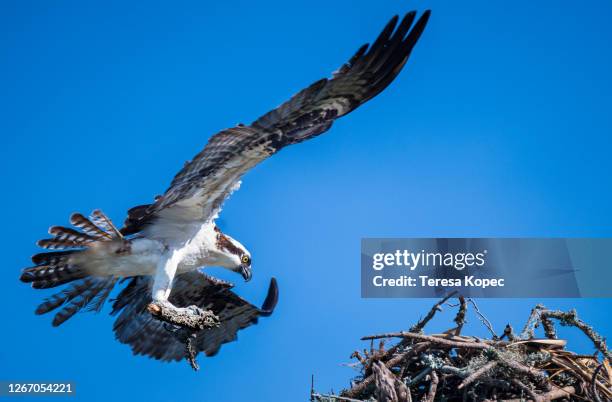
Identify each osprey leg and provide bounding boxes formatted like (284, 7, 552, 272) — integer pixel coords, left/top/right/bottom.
(148, 251, 219, 331)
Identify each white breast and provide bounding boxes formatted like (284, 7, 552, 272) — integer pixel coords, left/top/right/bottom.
(174, 221, 219, 273)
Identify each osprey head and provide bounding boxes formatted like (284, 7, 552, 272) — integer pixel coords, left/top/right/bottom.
(212, 227, 252, 282)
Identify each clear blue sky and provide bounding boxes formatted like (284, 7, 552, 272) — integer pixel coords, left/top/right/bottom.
(1, 1, 611, 401)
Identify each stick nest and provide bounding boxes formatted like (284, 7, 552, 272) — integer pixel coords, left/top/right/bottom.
(311, 294, 611, 402)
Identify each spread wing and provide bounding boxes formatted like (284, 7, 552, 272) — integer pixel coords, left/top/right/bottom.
(111, 272, 278, 362)
(122, 11, 430, 237)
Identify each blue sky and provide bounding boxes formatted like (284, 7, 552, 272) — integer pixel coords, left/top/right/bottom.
(1, 1, 611, 401)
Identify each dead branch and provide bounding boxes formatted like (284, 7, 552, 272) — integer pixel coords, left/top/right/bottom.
(422, 370, 438, 402)
(540, 308, 611, 362)
(409, 291, 457, 333)
(453, 296, 467, 336)
(467, 298, 497, 339)
(362, 332, 494, 350)
(458, 360, 498, 389)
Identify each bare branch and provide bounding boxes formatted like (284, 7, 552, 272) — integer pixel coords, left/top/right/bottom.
(457, 361, 498, 390)
(422, 370, 438, 402)
(453, 296, 467, 336)
(466, 298, 497, 338)
(409, 291, 458, 333)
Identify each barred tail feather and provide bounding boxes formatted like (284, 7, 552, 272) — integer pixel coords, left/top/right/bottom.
(87, 277, 118, 313)
(48, 226, 96, 243)
(31, 250, 75, 266)
(23, 209, 122, 325)
(35, 279, 95, 315)
(21, 262, 86, 289)
(35, 277, 118, 326)
(36, 224, 98, 250)
(22, 209, 121, 290)
(90, 210, 122, 239)
(70, 213, 112, 240)
(52, 278, 117, 326)
(36, 238, 84, 250)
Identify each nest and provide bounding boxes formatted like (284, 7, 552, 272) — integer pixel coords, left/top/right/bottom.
(311, 294, 611, 402)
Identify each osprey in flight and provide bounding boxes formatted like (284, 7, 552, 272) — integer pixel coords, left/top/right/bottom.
(21, 10, 431, 364)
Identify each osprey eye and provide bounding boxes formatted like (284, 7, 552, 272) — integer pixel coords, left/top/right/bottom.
(241, 255, 250, 265)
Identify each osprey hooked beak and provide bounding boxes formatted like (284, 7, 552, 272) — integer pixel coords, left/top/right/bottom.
(238, 263, 252, 282)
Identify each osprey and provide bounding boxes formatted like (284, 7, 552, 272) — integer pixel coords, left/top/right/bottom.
(20, 10, 431, 362)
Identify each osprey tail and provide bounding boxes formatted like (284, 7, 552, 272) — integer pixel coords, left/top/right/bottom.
(20, 210, 122, 326)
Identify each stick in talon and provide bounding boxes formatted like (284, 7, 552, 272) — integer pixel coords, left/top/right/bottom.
(158, 320, 203, 371)
(185, 336, 200, 371)
(147, 301, 220, 331)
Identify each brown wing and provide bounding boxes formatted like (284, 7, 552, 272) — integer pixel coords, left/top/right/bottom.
(111, 272, 278, 362)
(122, 11, 430, 237)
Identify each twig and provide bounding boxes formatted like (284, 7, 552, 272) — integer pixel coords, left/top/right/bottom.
(406, 367, 431, 386)
(351, 351, 367, 365)
(409, 291, 458, 333)
(540, 308, 611, 362)
(540, 314, 557, 340)
(373, 361, 399, 402)
(422, 370, 438, 402)
(591, 363, 604, 402)
(520, 304, 544, 340)
(362, 332, 492, 350)
(342, 343, 430, 398)
(453, 296, 467, 336)
(457, 361, 498, 389)
(497, 354, 548, 387)
(162, 323, 201, 371)
(502, 386, 576, 402)
(466, 298, 497, 339)
(382, 291, 459, 364)
(185, 336, 199, 371)
(509, 378, 540, 402)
